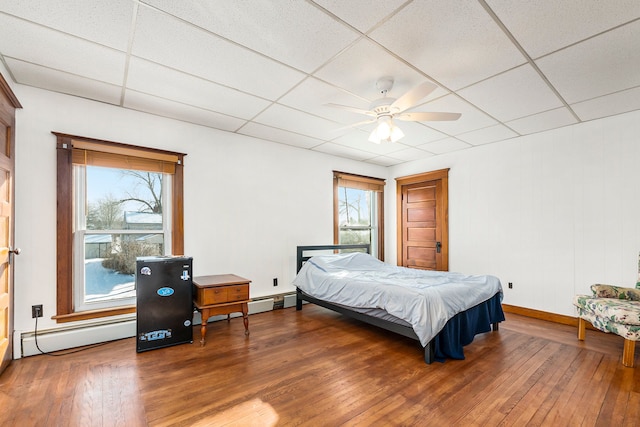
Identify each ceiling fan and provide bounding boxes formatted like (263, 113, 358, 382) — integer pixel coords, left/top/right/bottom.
(327, 77, 461, 144)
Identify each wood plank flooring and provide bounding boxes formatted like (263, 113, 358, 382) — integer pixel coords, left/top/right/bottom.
(0, 306, 638, 426)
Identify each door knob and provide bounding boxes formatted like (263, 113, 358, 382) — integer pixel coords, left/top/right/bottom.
(9, 247, 21, 255)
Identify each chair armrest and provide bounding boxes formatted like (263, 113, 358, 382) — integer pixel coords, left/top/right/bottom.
(591, 284, 640, 301)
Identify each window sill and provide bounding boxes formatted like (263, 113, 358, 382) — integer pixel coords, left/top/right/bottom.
(52, 305, 136, 323)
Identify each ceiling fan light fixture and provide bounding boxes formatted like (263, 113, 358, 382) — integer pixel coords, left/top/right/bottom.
(369, 117, 404, 144)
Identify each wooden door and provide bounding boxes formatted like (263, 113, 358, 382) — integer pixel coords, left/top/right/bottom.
(396, 169, 448, 270)
(0, 74, 20, 375)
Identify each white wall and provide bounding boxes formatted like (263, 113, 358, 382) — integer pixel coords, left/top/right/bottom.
(10, 83, 386, 348)
(388, 109, 640, 316)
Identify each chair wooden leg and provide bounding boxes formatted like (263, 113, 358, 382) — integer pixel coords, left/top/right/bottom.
(622, 339, 635, 368)
(577, 317, 586, 341)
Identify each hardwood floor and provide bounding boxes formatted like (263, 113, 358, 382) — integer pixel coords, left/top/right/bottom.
(0, 306, 638, 426)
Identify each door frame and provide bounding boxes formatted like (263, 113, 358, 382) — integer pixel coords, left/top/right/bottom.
(396, 168, 449, 269)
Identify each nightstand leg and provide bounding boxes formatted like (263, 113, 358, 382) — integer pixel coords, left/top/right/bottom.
(242, 302, 249, 336)
(200, 308, 209, 346)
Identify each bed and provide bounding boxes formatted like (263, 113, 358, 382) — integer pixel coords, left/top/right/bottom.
(294, 244, 505, 364)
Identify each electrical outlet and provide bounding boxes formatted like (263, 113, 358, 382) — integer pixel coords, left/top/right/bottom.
(508, 282, 513, 289)
(273, 278, 278, 287)
(32, 304, 43, 318)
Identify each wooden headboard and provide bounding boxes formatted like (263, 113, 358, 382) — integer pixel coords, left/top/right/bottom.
(296, 244, 371, 273)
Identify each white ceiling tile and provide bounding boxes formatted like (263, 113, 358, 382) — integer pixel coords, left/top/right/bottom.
(127, 58, 271, 120)
(123, 90, 247, 131)
(311, 0, 408, 33)
(237, 122, 323, 150)
(0, 14, 126, 85)
(0, 0, 134, 50)
(386, 147, 435, 162)
(131, 7, 305, 100)
(278, 77, 372, 124)
(536, 21, 640, 104)
(364, 156, 404, 167)
(312, 142, 375, 161)
(369, 0, 525, 90)
(458, 64, 563, 121)
(314, 38, 446, 102)
(253, 104, 344, 140)
(141, 0, 360, 73)
(487, 0, 640, 58)
(414, 94, 498, 135)
(418, 137, 471, 155)
(571, 87, 640, 122)
(456, 124, 518, 146)
(506, 107, 578, 135)
(5, 58, 122, 105)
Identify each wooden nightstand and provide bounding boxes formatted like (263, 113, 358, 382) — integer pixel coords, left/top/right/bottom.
(193, 274, 251, 346)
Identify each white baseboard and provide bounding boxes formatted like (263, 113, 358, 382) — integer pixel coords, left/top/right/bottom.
(18, 295, 294, 358)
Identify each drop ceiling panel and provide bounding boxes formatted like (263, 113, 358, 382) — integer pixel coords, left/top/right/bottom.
(253, 104, 344, 141)
(131, 7, 305, 100)
(314, 38, 444, 102)
(311, 142, 374, 161)
(386, 147, 434, 162)
(0, 14, 126, 85)
(506, 107, 577, 135)
(456, 124, 518, 146)
(124, 90, 247, 131)
(238, 122, 324, 150)
(418, 137, 471, 155)
(458, 64, 563, 122)
(536, 21, 640, 104)
(365, 156, 405, 166)
(5, 58, 122, 105)
(487, 0, 640, 58)
(571, 87, 640, 122)
(127, 57, 271, 120)
(277, 77, 372, 124)
(0, 0, 134, 50)
(369, 0, 525, 90)
(141, 0, 361, 73)
(311, 0, 409, 33)
(415, 94, 498, 135)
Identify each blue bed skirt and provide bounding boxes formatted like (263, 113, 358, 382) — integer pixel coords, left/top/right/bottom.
(433, 293, 505, 362)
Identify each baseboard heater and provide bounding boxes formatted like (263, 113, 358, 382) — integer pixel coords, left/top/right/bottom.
(19, 293, 297, 358)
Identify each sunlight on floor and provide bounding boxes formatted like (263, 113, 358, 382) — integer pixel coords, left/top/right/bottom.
(190, 398, 279, 427)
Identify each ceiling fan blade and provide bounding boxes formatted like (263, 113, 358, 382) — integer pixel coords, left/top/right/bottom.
(333, 119, 377, 132)
(396, 112, 461, 122)
(390, 82, 438, 113)
(325, 103, 375, 116)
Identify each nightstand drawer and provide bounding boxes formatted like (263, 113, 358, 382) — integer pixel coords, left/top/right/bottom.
(226, 284, 249, 302)
(201, 287, 228, 305)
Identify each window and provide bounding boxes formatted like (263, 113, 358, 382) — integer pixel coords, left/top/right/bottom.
(55, 133, 185, 322)
(333, 171, 385, 260)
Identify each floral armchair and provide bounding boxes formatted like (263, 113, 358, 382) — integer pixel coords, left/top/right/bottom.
(573, 284, 640, 367)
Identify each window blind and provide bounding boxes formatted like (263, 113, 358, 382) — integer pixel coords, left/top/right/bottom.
(334, 171, 385, 192)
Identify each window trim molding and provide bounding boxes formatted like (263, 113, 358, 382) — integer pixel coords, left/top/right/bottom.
(333, 171, 385, 260)
(54, 132, 186, 323)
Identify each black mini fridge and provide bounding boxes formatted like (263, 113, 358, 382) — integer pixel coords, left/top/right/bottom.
(136, 256, 193, 352)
